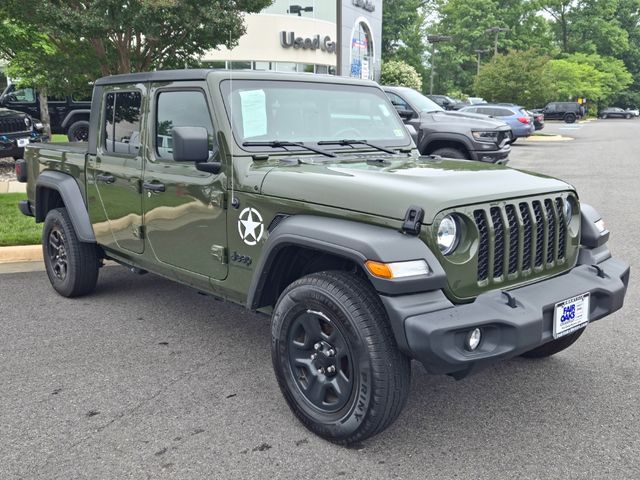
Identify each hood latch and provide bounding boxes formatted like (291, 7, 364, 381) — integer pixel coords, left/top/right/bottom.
(402, 205, 424, 236)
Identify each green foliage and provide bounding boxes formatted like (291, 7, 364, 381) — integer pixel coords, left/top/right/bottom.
(382, 0, 430, 87)
(0, 193, 42, 246)
(1, 0, 273, 76)
(474, 50, 553, 107)
(545, 59, 603, 102)
(380, 60, 423, 90)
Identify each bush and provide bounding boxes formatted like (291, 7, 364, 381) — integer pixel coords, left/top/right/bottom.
(380, 60, 422, 90)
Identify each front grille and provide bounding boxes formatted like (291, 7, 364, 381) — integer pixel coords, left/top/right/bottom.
(0, 116, 29, 134)
(473, 196, 569, 283)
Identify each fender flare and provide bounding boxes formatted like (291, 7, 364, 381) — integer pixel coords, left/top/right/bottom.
(247, 215, 446, 309)
(419, 132, 474, 155)
(61, 110, 91, 130)
(36, 170, 96, 243)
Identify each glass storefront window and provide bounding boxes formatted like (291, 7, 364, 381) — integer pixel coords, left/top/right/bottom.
(350, 21, 374, 80)
(298, 64, 315, 73)
(230, 61, 252, 70)
(254, 61, 273, 71)
(276, 62, 297, 72)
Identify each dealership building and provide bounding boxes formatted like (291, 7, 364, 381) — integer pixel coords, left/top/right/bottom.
(201, 0, 383, 80)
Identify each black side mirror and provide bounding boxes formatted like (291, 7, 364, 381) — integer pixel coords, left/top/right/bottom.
(172, 126, 221, 174)
(396, 109, 415, 121)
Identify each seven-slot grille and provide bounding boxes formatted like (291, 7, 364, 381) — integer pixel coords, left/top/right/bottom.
(474, 197, 569, 283)
(0, 116, 29, 134)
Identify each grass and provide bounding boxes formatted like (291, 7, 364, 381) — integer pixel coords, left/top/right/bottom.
(51, 134, 67, 143)
(0, 194, 42, 246)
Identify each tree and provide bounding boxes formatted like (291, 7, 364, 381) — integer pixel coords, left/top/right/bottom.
(380, 60, 423, 90)
(2, 0, 273, 76)
(0, 19, 97, 136)
(474, 50, 553, 107)
(382, 0, 432, 86)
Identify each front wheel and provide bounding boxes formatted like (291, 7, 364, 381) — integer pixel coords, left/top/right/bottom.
(626, 114, 631, 119)
(430, 147, 468, 160)
(271, 271, 411, 444)
(521, 328, 585, 359)
(43, 208, 99, 297)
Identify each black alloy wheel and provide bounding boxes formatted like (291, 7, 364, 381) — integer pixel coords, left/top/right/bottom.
(286, 308, 354, 414)
(47, 226, 68, 281)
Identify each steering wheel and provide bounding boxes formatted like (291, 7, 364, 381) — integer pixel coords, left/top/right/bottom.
(331, 128, 362, 139)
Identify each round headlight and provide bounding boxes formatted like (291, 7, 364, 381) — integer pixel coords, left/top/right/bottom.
(437, 215, 459, 255)
(563, 199, 573, 223)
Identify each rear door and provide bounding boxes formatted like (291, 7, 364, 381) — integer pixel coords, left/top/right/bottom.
(142, 83, 227, 281)
(88, 85, 146, 254)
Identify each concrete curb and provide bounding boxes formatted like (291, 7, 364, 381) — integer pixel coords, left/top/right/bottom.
(0, 180, 27, 194)
(0, 245, 42, 263)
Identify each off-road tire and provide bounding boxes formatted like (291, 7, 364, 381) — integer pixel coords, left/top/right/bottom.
(564, 113, 576, 123)
(430, 147, 468, 160)
(521, 328, 585, 359)
(271, 271, 411, 444)
(43, 207, 99, 297)
(67, 120, 90, 142)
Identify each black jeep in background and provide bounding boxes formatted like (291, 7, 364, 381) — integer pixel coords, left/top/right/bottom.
(0, 84, 91, 141)
(0, 107, 46, 159)
(534, 101, 584, 123)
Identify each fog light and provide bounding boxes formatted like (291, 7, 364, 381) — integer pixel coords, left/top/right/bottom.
(466, 328, 482, 351)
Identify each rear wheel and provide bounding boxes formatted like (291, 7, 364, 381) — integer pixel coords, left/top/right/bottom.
(625, 114, 631, 119)
(521, 328, 585, 359)
(601, 114, 608, 119)
(67, 120, 90, 142)
(43, 207, 99, 297)
(564, 113, 576, 123)
(430, 147, 468, 160)
(271, 271, 411, 444)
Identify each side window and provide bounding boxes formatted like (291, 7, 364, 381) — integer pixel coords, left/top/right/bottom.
(546, 103, 557, 113)
(103, 91, 142, 155)
(155, 90, 215, 160)
(386, 92, 410, 111)
(11, 87, 36, 103)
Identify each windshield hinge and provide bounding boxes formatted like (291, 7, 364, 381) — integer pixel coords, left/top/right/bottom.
(401, 205, 424, 236)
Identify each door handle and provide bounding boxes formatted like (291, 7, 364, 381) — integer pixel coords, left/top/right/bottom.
(96, 173, 115, 184)
(143, 182, 165, 193)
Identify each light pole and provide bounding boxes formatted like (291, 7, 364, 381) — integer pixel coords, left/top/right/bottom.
(475, 49, 490, 75)
(427, 34, 452, 95)
(485, 27, 509, 57)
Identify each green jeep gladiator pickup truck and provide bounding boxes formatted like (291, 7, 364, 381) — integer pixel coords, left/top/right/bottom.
(16, 70, 630, 444)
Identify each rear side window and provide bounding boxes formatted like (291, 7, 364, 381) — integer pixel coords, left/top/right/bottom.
(103, 91, 142, 156)
(155, 90, 216, 160)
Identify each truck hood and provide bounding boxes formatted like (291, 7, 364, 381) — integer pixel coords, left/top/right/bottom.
(421, 110, 509, 130)
(260, 156, 572, 223)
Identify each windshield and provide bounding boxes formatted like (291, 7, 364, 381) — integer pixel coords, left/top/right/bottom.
(399, 88, 444, 113)
(220, 80, 411, 150)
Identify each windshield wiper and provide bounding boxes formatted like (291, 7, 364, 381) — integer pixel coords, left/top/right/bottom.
(317, 139, 397, 155)
(242, 141, 335, 158)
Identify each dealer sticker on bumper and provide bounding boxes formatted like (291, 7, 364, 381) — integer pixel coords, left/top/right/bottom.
(554, 293, 590, 339)
(17, 138, 29, 147)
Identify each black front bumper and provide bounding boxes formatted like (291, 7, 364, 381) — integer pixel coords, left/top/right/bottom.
(469, 144, 511, 164)
(381, 255, 630, 378)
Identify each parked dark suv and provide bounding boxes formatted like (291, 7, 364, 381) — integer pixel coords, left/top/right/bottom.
(0, 107, 46, 159)
(0, 84, 91, 141)
(384, 86, 512, 163)
(536, 102, 584, 123)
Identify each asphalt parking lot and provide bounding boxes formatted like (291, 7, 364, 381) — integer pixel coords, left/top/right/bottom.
(1, 119, 639, 479)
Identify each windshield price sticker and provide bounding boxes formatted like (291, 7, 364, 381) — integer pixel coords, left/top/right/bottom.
(553, 293, 590, 339)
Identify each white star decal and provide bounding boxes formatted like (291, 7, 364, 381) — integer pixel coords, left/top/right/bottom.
(237, 207, 264, 246)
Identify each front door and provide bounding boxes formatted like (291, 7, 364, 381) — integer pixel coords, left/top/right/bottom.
(88, 87, 145, 254)
(142, 84, 227, 281)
